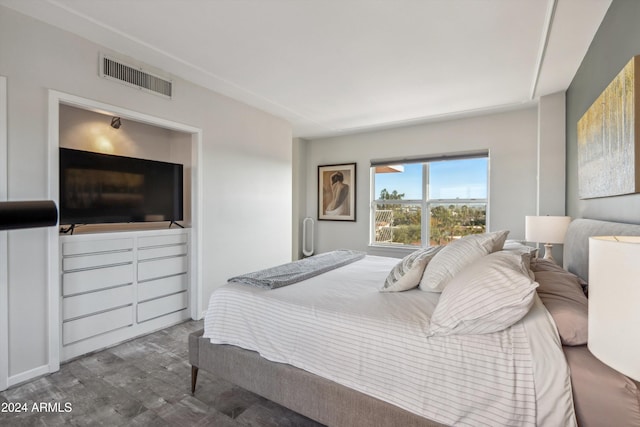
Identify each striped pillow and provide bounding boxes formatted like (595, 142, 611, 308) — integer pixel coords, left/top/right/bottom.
(380, 246, 443, 292)
(426, 251, 538, 336)
(419, 230, 509, 292)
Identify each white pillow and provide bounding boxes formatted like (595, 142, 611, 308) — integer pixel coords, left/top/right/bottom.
(419, 230, 509, 292)
(380, 246, 443, 292)
(502, 240, 539, 257)
(426, 251, 538, 337)
(500, 241, 539, 279)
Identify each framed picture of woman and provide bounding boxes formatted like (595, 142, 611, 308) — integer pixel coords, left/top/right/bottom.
(318, 163, 356, 221)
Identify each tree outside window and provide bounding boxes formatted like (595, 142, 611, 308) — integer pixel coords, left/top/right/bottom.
(371, 156, 488, 247)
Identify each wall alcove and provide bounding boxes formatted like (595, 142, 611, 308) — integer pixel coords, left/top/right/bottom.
(47, 91, 203, 371)
(58, 104, 193, 231)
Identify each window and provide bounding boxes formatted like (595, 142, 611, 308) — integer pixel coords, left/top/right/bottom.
(371, 154, 488, 247)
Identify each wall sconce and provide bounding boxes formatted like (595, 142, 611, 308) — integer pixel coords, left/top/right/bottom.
(110, 116, 121, 129)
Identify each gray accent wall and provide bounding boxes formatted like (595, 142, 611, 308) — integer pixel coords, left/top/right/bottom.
(566, 0, 640, 222)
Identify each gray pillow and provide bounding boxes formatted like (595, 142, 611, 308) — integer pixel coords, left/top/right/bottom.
(426, 251, 538, 336)
(531, 259, 589, 346)
(380, 246, 443, 292)
(419, 230, 509, 292)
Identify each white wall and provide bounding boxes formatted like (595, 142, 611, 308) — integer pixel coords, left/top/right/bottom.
(0, 7, 292, 386)
(60, 104, 175, 160)
(536, 92, 568, 261)
(292, 137, 309, 259)
(301, 108, 541, 257)
(537, 92, 566, 217)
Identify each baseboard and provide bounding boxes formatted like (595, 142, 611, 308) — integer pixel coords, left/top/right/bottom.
(7, 364, 51, 389)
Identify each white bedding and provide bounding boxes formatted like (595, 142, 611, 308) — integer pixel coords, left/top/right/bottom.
(204, 255, 576, 426)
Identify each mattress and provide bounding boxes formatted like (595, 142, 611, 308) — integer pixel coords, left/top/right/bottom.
(204, 255, 576, 426)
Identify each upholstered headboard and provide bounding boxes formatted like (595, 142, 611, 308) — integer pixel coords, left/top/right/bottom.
(563, 218, 640, 282)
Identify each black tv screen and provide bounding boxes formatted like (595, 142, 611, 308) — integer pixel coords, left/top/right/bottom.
(59, 148, 183, 225)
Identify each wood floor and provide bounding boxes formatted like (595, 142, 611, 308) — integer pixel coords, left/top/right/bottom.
(0, 320, 325, 426)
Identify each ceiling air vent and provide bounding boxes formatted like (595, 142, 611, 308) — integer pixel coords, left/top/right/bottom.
(100, 55, 172, 98)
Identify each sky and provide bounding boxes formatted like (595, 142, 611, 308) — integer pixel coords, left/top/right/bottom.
(374, 157, 488, 200)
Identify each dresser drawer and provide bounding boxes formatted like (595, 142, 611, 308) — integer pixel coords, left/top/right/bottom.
(138, 256, 187, 282)
(63, 305, 133, 345)
(62, 285, 134, 321)
(62, 250, 133, 271)
(62, 238, 134, 256)
(63, 263, 133, 296)
(138, 233, 187, 248)
(137, 291, 188, 323)
(138, 274, 187, 302)
(138, 244, 187, 261)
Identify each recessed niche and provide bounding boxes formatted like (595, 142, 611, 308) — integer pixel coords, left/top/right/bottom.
(59, 104, 192, 231)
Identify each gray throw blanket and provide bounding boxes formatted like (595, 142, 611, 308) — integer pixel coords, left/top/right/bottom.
(228, 249, 366, 289)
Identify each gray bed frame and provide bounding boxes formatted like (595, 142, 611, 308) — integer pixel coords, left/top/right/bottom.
(189, 329, 445, 427)
(189, 218, 640, 427)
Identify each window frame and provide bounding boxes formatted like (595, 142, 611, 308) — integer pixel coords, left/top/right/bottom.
(370, 152, 489, 248)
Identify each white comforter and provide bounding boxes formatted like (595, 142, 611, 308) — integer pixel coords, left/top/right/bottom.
(204, 255, 576, 426)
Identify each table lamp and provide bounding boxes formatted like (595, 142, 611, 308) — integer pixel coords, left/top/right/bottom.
(525, 215, 571, 263)
(588, 236, 640, 381)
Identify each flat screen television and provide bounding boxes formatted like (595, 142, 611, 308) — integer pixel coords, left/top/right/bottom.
(59, 148, 183, 226)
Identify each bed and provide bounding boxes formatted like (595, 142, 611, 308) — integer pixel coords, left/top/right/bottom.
(189, 219, 640, 426)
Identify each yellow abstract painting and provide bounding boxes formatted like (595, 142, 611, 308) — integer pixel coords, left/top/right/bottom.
(577, 56, 640, 199)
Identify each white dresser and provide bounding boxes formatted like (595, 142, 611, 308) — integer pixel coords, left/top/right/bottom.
(60, 228, 191, 361)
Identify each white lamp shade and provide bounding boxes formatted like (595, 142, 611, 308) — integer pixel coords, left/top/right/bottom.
(588, 236, 640, 381)
(525, 216, 571, 244)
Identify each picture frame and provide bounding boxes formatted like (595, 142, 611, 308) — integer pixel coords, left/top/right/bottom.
(577, 56, 640, 199)
(318, 163, 356, 221)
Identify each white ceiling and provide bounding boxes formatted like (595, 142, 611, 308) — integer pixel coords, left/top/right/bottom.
(1, 0, 612, 139)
